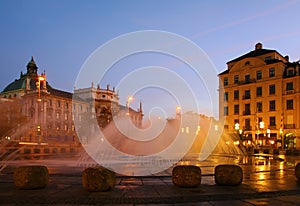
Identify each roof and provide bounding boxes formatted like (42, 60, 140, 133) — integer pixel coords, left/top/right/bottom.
(227, 48, 277, 64)
(2, 77, 27, 92)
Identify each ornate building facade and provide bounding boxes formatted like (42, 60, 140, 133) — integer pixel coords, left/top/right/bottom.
(0, 57, 143, 146)
(218, 43, 300, 149)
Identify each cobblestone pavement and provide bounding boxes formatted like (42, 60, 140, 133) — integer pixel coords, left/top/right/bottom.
(1, 155, 300, 205)
(1, 167, 300, 205)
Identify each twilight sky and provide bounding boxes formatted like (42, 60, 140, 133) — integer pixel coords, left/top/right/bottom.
(1, 0, 300, 118)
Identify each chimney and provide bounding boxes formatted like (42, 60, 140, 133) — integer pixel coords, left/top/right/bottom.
(255, 43, 263, 50)
(285, 55, 289, 62)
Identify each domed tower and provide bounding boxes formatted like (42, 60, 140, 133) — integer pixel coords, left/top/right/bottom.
(26, 56, 38, 77)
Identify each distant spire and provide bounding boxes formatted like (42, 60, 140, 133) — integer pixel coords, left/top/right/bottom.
(139, 101, 143, 113)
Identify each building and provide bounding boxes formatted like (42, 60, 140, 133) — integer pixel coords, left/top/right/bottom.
(218, 43, 300, 149)
(0, 57, 143, 146)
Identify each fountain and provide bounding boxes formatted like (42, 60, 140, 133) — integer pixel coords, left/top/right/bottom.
(76, 111, 247, 176)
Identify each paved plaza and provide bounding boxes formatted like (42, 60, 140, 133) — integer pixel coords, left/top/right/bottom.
(1, 155, 300, 205)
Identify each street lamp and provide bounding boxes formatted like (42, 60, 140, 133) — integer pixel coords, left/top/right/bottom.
(37, 76, 45, 102)
(36, 75, 45, 143)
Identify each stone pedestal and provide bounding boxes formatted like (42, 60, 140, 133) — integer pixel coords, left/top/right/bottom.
(214, 164, 243, 186)
(172, 165, 201, 187)
(82, 166, 116, 192)
(14, 165, 48, 189)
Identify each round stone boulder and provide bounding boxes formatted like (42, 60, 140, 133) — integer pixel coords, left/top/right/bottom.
(82, 166, 116, 192)
(295, 162, 300, 180)
(172, 165, 201, 187)
(214, 164, 243, 186)
(14, 165, 49, 189)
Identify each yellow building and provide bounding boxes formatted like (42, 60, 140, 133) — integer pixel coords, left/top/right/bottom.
(218, 43, 300, 149)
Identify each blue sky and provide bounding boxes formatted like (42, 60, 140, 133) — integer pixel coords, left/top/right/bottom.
(1, 0, 300, 118)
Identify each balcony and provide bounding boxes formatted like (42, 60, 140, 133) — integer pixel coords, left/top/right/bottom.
(285, 90, 294, 95)
(284, 124, 295, 129)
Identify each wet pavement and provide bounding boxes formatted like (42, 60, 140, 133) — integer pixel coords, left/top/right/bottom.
(1, 155, 300, 205)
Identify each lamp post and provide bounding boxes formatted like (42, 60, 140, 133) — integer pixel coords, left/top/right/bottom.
(37, 76, 45, 102)
(36, 75, 45, 143)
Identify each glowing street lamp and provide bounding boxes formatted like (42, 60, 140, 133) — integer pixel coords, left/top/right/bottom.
(37, 76, 45, 102)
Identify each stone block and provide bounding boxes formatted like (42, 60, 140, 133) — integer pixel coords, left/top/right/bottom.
(172, 165, 201, 187)
(82, 166, 116, 192)
(14, 165, 48, 189)
(214, 164, 243, 186)
(295, 163, 300, 180)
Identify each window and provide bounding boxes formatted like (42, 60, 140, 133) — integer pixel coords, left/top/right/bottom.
(269, 100, 276, 111)
(244, 104, 250, 115)
(287, 99, 293, 110)
(234, 90, 239, 100)
(65, 102, 68, 109)
(48, 99, 52, 106)
(269, 68, 275, 77)
(56, 112, 60, 119)
(286, 82, 293, 90)
(256, 87, 262, 97)
(245, 61, 250, 66)
(269, 84, 275, 95)
(224, 107, 228, 116)
(257, 102, 262, 112)
(287, 69, 294, 76)
(256, 70, 262, 80)
(234, 75, 239, 84)
(224, 92, 228, 101)
(57, 100, 61, 108)
(234, 105, 239, 115)
(244, 90, 250, 99)
(245, 118, 251, 130)
(245, 74, 251, 83)
(224, 77, 228, 86)
(64, 113, 68, 120)
(270, 116, 276, 126)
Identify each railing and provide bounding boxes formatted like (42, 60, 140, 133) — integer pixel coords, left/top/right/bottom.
(268, 125, 277, 130)
(286, 90, 294, 95)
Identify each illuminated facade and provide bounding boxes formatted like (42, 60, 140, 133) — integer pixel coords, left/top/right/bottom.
(0, 57, 143, 145)
(219, 43, 300, 149)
